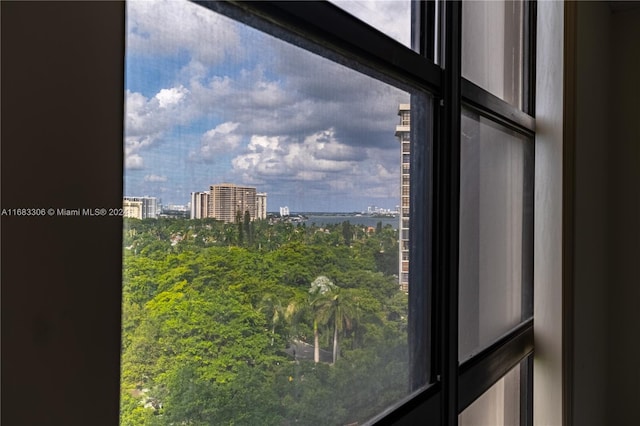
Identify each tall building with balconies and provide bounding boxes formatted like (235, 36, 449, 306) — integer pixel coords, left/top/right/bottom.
(190, 191, 210, 219)
(208, 183, 257, 223)
(256, 192, 267, 220)
(123, 196, 159, 219)
(123, 198, 143, 219)
(395, 104, 410, 292)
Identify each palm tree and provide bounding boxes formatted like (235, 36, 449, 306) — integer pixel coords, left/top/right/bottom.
(261, 292, 307, 358)
(259, 294, 285, 346)
(308, 276, 336, 363)
(309, 277, 359, 364)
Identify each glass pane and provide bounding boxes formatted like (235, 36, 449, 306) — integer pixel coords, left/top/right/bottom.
(462, 0, 524, 108)
(458, 108, 529, 361)
(121, 1, 430, 424)
(330, 0, 414, 49)
(459, 364, 521, 426)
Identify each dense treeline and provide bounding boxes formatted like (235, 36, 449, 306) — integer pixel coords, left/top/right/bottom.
(120, 217, 408, 425)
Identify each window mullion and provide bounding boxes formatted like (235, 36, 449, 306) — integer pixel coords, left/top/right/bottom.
(436, 1, 462, 425)
(520, 355, 534, 426)
(523, 0, 537, 116)
(204, 0, 442, 93)
(461, 79, 535, 135)
(411, 0, 437, 62)
(457, 319, 534, 412)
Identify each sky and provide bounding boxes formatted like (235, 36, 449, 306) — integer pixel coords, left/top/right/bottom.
(124, 0, 411, 212)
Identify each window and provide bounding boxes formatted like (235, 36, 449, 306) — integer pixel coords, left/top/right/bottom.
(121, 1, 428, 425)
(120, 1, 535, 425)
(1, 1, 582, 426)
(462, 0, 524, 108)
(459, 362, 522, 425)
(459, 108, 533, 361)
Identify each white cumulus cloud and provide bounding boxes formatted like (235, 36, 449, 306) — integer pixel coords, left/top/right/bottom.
(126, 0, 241, 66)
(124, 86, 196, 169)
(232, 129, 360, 184)
(155, 86, 189, 108)
(194, 122, 242, 160)
(126, 154, 144, 170)
(144, 174, 168, 183)
(123, 0, 407, 208)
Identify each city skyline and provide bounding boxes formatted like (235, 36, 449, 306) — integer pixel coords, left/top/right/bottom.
(122, 193, 400, 215)
(124, 0, 410, 212)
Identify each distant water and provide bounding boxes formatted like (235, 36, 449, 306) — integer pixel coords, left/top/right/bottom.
(302, 215, 398, 230)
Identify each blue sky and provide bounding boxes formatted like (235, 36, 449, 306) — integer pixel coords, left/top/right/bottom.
(124, 0, 411, 212)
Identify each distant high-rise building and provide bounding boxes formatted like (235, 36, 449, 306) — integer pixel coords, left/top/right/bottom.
(190, 191, 209, 219)
(143, 197, 159, 219)
(123, 196, 158, 219)
(395, 103, 410, 292)
(256, 192, 267, 220)
(123, 199, 143, 219)
(208, 183, 258, 223)
(280, 206, 290, 217)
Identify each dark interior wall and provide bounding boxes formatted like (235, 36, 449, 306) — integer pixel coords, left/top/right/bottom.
(606, 5, 640, 425)
(1, 3, 125, 425)
(573, 2, 640, 425)
(573, 3, 611, 425)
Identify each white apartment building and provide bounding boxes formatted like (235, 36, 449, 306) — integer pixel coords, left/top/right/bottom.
(123, 196, 158, 219)
(190, 191, 210, 219)
(395, 104, 410, 292)
(256, 192, 267, 220)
